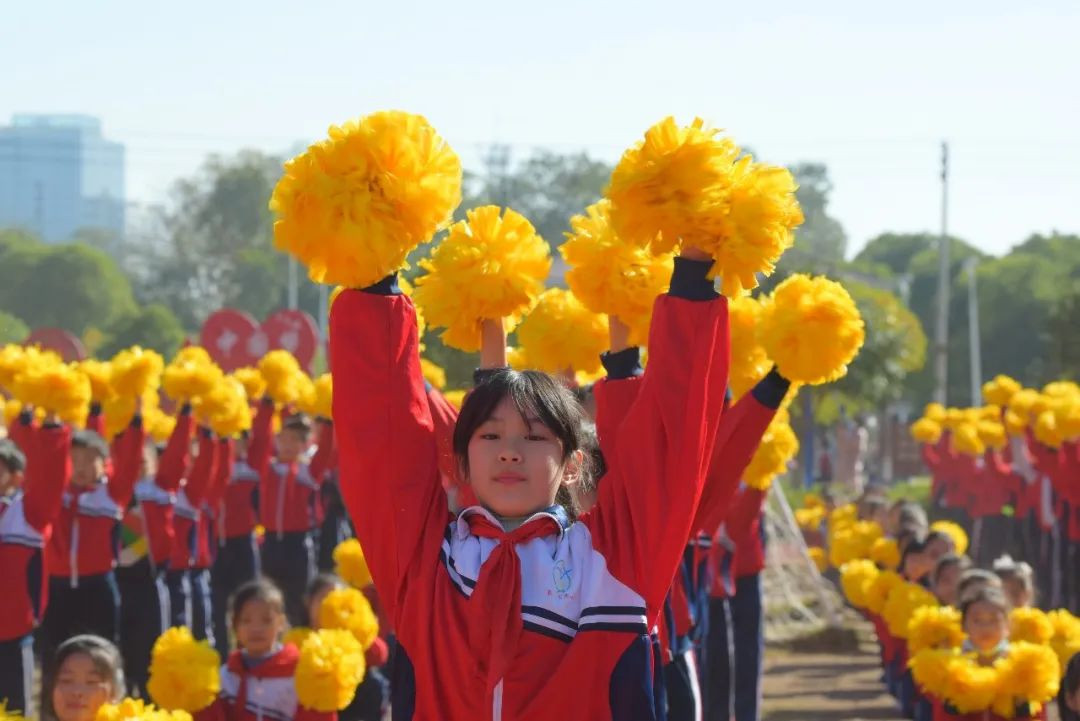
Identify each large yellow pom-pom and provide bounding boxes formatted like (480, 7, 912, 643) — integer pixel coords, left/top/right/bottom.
(977, 419, 1007, 450)
(295, 629, 366, 712)
(111, 347, 164, 398)
(930, 520, 969, 556)
(80, 360, 115, 403)
(145, 407, 177, 444)
(270, 111, 462, 288)
(311, 374, 333, 419)
(195, 378, 251, 438)
(147, 627, 220, 713)
(910, 648, 958, 698)
(516, 289, 608, 376)
(102, 389, 158, 440)
(839, 559, 879, 608)
(1009, 607, 1053, 645)
(333, 538, 372, 590)
(284, 626, 314, 650)
(907, 605, 965, 654)
(413, 206, 551, 351)
(829, 520, 883, 568)
(728, 295, 772, 400)
(231, 367, 266, 400)
(952, 422, 985, 456)
(869, 537, 901, 571)
(996, 641, 1060, 711)
(882, 582, 943, 639)
(1049, 609, 1080, 667)
(864, 570, 903, 615)
(743, 413, 799, 490)
(911, 418, 943, 444)
(163, 354, 223, 404)
(96, 698, 192, 721)
(14, 360, 92, 425)
(259, 350, 303, 405)
(758, 275, 865, 385)
(1034, 409, 1063, 447)
(983, 375, 1021, 407)
(941, 656, 1000, 714)
(560, 199, 673, 345)
(319, 588, 379, 650)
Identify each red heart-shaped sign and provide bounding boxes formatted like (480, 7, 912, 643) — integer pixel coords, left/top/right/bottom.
(200, 308, 319, 372)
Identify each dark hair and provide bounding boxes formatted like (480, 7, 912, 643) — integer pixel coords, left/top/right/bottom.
(960, 584, 1009, 622)
(42, 634, 124, 721)
(896, 524, 926, 555)
(932, 553, 972, 587)
(1058, 652, 1080, 721)
(452, 368, 594, 518)
(923, 530, 955, 553)
(957, 569, 1004, 604)
(281, 413, 313, 436)
(230, 578, 286, 629)
(0, 438, 26, 473)
(858, 496, 888, 521)
(994, 556, 1036, 595)
(71, 429, 109, 459)
(306, 572, 344, 600)
(895, 502, 928, 530)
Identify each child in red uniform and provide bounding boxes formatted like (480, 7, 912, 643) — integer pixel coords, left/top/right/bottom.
(0, 415, 69, 715)
(330, 251, 729, 721)
(40, 412, 145, 667)
(196, 578, 335, 721)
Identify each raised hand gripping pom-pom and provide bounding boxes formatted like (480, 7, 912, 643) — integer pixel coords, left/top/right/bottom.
(758, 274, 865, 385)
(14, 360, 92, 425)
(258, 350, 303, 405)
(295, 629, 366, 712)
(111, 347, 164, 398)
(270, 111, 462, 289)
(412, 205, 551, 351)
(147, 627, 220, 713)
(516, 289, 608, 376)
(559, 200, 673, 346)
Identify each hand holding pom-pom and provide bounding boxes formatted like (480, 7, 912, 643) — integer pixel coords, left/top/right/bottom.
(147, 626, 220, 713)
(258, 350, 303, 405)
(271, 111, 462, 289)
(295, 629, 366, 712)
(14, 359, 91, 426)
(413, 205, 551, 351)
(516, 289, 608, 376)
(758, 274, 865, 385)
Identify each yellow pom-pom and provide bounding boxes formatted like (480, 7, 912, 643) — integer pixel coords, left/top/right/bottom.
(560, 199, 673, 345)
(907, 605, 965, 654)
(294, 373, 318, 416)
(102, 389, 157, 440)
(516, 289, 608, 376)
(941, 655, 1000, 714)
(911, 418, 943, 444)
(1009, 607, 1054, 646)
(882, 582, 939, 638)
(743, 413, 799, 490)
(1049, 610, 1080, 667)
(147, 626, 220, 713)
(870, 537, 901, 570)
(259, 350, 303, 405)
(295, 629, 366, 712)
(829, 520, 883, 568)
(13, 358, 91, 425)
(996, 641, 1060, 711)
(923, 403, 947, 423)
(1044, 380, 1080, 399)
(983, 375, 1021, 407)
(270, 111, 462, 288)
(952, 422, 985, 456)
(96, 698, 192, 721)
(111, 347, 164, 398)
(1034, 408, 1063, 447)
(0, 700, 24, 721)
(839, 559, 879, 608)
(284, 626, 314, 650)
(413, 206, 551, 352)
(312, 374, 333, 419)
(864, 570, 903, 615)
(929, 520, 969, 556)
(332, 538, 372, 590)
(145, 407, 177, 444)
(420, 359, 446, 391)
(728, 295, 772, 400)
(808, 546, 828, 573)
(163, 355, 223, 404)
(195, 378, 251, 438)
(758, 275, 865, 385)
(79, 359, 115, 403)
(443, 389, 465, 409)
(232, 367, 266, 400)
(319, 587, 379, 650)
(910, 647, 959, 698)
(794, 506, 825, 531)
(977, 419, 1007, 450)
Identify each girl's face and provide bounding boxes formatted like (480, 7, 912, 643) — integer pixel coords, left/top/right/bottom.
(935, 564, 962, 606)
(925, 537, 953, 565)
(1003, 577, 1033, 609)
(52, 652, 114, 721)
(235, 599, 286, 658)
(964, 600, 1009, 654)
(466, 396, 575, 519)
(307, 587, 333, 629)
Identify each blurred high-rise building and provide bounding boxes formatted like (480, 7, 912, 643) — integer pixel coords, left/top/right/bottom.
(0, 113, 125, 242)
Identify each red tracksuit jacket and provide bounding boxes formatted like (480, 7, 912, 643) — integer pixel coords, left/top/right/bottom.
(256, 414, 334, 538)
(708, 487, 767, 599)
(171, 428, 219, 571)
(0, 422, 70, 641)
(196, 644, 334, 721)
(218, 401, 273, 542)
(329, 262, 729, 721)
(134, 408, 196, 569)
(47, 417, 145, 584)
(202, 438, 234, 567)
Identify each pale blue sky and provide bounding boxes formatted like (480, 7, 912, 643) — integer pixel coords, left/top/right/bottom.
(4, 0, 1078, 257)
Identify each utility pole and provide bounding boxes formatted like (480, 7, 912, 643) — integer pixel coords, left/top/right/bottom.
(966, 257, 982, 406)
(933, 142, 950, 404)
(287, 256, 299, 310)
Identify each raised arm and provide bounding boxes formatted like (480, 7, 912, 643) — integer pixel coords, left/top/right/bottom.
(109, 413, 147, 508)
(206, 437, 234, 509)
(583, 256, 730, 617)
(183, 427, 219, 507)
(329, 276, 448, 626)
(247, 398, 275, 474)
(156, 405, 195, 492)
(23, 420, 72, 531)
(307, 419, 335, 484)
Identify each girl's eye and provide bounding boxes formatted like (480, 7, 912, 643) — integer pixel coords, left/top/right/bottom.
(526, 434, 549, 442)
(479, 433, 499, 441)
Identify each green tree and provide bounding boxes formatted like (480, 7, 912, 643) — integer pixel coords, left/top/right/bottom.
(99, 304, 186, 359)
(855, 233, 938, 277)
(0, 310, 29, 344)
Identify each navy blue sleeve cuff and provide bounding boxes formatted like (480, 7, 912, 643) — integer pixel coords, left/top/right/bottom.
(43, 421, 62, 430)
(89, 402, 102, 416)
(130, 413, 144, 429)
(474, 367, 510, 387)
(600, 347, 644, 380)
(751, 367, 791, 410)
(180, 403, 193, 415)
(199, 426, 213, 439)
(668, 257, 719, 301)
(360, 273, 402, 296)
(18, 410, 33, 426)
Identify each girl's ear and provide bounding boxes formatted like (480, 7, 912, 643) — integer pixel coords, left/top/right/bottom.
(562, 449, 585, 488)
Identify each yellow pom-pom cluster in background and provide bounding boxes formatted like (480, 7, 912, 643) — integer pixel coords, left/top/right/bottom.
(147, 627, 220, 713)
(79, 359, 115, 403)
(270, 111, 462, 289)
(413, 205, 551, 352)
(96, 698, 192, 721)
(869, 537, 901, 571)
(864, 570, 903, 615)
(743, 412, 799, 491)
(829, 520, 882, 568)
(881, 582, 938, 638)
(516, 288, 608, 376)
(983, 374, 1022, 407)
(1049, 609, 1080, 667)
(0, 700, 24, 721)
(839, 559, 879, 609)
(929, 520, 969, 556)
(808, 546, 828, 573)
(319, 587, 379, 651)
(163, 353, 223, 404)
(232, 367, 266, 400)
(1009, 607, 1054, 646)
(333, 538, 373, 590)
(559, 199, 673, 346)
(907, 605, 964, 654)
(295, 629, 366, 712)
(758, 274, 865, 386)
(13, 359, 91, 425)
(910, 417, 943, 444)
(259, 350, 304, 405)
(110, 347, 164, 398)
